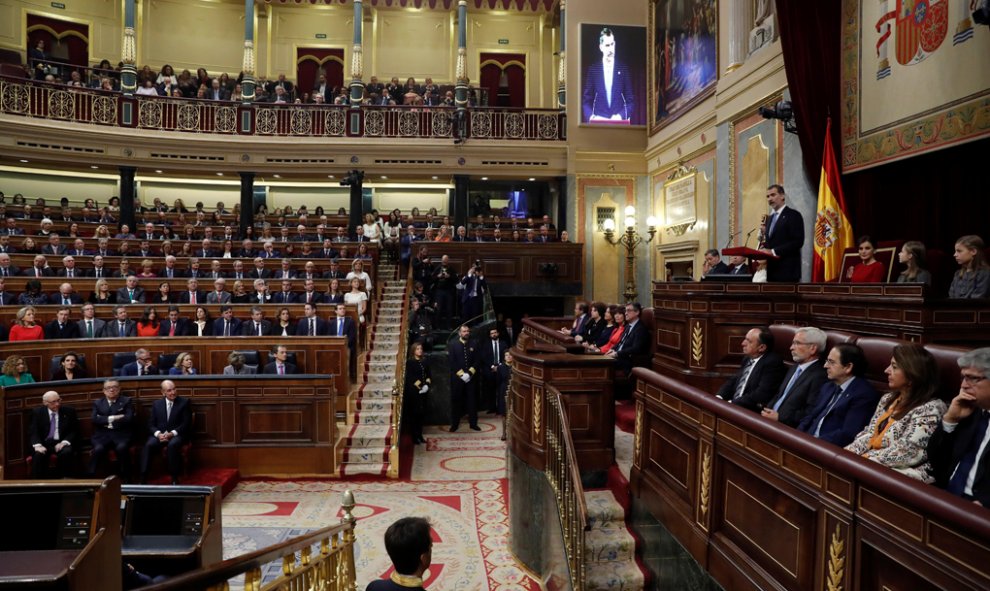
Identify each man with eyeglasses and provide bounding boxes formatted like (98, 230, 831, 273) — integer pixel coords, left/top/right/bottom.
(928, 347, 990, 505)
(761, 327, 829, 426)
(29, 391, 79, 478)
(88, 380, 134, 479)
(120, 348, 157, 376)
(797, 343, 879, 447)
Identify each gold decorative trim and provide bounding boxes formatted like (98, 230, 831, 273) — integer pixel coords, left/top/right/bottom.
(691, 321, 703, 366)
(727, 119, 737, 238)
(532, 386, 542, 440)
(699, 447, 712, 518)
(827, 524, 845, 591)
(633, 401, 643, 467)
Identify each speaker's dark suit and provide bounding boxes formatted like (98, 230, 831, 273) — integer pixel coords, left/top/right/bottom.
(764, 360, 828, 427)
(44, 319, 81, 340)
(140, 396, 192, 482)
(797, 377, 880, 447)
(582, 59, 635, 122)
(716, 352, 787, 412)
(89, 395, 135, 477)
(928, 411, 990, 505)
(29, 405, 79, 477)
(764, 205, 805, 282)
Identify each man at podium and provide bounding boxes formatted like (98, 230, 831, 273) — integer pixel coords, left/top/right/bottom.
(582, 27, 635, 124)
(761, 184, 804, 282)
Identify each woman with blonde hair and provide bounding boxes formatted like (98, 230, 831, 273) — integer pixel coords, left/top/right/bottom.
(169, 352, 198, 375)
(88, 278, 116, 304)
(10, 306, 44, 341)
(0, 355, 36, 386)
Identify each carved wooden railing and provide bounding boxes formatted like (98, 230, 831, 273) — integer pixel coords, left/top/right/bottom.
(142, 490, 358, 591)
(544, 385, 589, 591)
(0, 76, 565, 141)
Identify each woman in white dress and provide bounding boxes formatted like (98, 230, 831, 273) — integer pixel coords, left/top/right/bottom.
(362, 213, 383, 243)
(346, 260, 373, 291)
(344, 277, 369, 323)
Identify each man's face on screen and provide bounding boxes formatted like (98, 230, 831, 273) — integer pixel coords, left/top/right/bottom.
(600, 35, 615, 62)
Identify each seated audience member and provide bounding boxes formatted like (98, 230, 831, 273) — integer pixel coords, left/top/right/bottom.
(559, 302, 590, 338)
(88, 380, 133, 479)
(18, 279, 49, 306)
(213, 305, 242, 337)
(798, 343, 881, 446)
(273, 307, 294, 336)
(761, 327, 829, 427)
(324, 278, 345, 305)
(55, 282, 83, 306)
(347, 259, 373, 290)
(574, 301, 607, 346)
(603, 303, 651, 375)
(329, 303, 358, 352)
(44, 306, 81, 340)
(845, 343, 947, 482)
(703, 248, 731, 277)
(345, 277, 369, 323)
(24, 254, 54, 277)
(29, 390, 79, 478)
(135, 306, 161, 337)
(296, 302, 328, 336)
(223, 352, 257, 375)
(0, 278, 13, 305)
(716, 326, 787, 411)
(948, 235, 990, 299)
(263, 344, 297, 375)
(150, 281, 173, 305)
(169, 352, 197, 376)
(243, 306, 272, 336)
(927, 347, 990, 505)
(1, 354, 35, 385)
(191, 306, 213, 336)
(89, 277, 116, 305)
(120, 348, 157, 376)
(589, 305, 625, 354)
(251, 278, 272, 304)
(53, 351, 88, 381)
(101, 305, 137, 338)
(78, 303, 105, 338)
(366, 516, 432, 591)
(895, 240, 932, 285)
(299, 278, 323, 305)
(139, 380, 191, 485)
(725, 255, 750, 275)
(117, 276, 145, 304)
(207, 278, 231, 304)
(10, 305, 44, 341)
(159, 305, 190, 337)
(231, 280, 250, 303)
(846, 235, 885, 283)
(178, 278, 206, 304)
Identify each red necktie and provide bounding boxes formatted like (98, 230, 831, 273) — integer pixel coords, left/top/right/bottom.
(190, 292, 196, 304)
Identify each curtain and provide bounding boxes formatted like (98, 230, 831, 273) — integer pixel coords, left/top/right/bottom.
(295, 48, 345, 100)
(479, 53, 525, 108)
(27, 14, 89, 72)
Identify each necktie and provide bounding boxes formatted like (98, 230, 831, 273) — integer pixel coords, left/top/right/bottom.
(96, 269, 101, 277)
(772, 367, 804, 412)
(86, 320, 93, 338)
(119, 322, 126, 337)
(768, 212, 779, 237)
(948, 411, 990, 496)
(309, 318, 315, 336)
(278, 364, 284, 375)
(190, 292, 196, 304)
(35, 268, 40, 277)
(224, 321, 230, 337)
(166, 400, 172, 422)
(337, 318, 343, 335)
(813, 384, 843, 437)
(256, 322, 262, 336)
(169, 322, 175, 336)
(48, 412, 57, 439)
(616, 324, 632, 351)
(63, 298, 69, 306)
(733, 358, 754, 400)
(128, 290, 134, 301)
(67, 270, 73, 278)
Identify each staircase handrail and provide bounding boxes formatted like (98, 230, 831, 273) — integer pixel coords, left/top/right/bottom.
(140, 490, 359, 591)
(545, 384, 589, 590)
(387, 263, 413, 478)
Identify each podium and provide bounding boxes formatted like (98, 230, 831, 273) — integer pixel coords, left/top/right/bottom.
(721, 246, 778, 260)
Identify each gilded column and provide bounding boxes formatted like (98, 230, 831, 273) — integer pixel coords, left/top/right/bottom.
(454, 0, 468, 141)
(725, 0, 752, 73)
(242, 0, 257, 101)
(120, 0, 137, 94)
(557, 0, 566, 109)
(350, 0, 365, 106)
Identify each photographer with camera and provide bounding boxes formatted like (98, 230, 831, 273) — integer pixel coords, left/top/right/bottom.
(432, 255, 457, 330)
(460, 259, 487, 327)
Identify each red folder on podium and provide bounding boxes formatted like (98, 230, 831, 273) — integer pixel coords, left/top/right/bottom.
(722, 247, 778, 260)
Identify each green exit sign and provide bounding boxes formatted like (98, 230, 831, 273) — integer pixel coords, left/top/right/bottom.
(498, 38, 509, 45)
(51, 1, 65, 8)
(315, 33, 327, 39)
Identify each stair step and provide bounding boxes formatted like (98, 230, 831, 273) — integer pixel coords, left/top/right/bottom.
(340, 462, 389, 477)
(584, 560, 645, 591)
(584, 528, 636, 563)
(339, 425, 392, 448)
(585, 490, 626, 530)
(354, 411, 392, 425)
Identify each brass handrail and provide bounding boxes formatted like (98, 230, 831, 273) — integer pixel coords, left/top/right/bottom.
(544, 385, 589, 590)
(387, 263, 413, 478)
(140, 490, 358, 591)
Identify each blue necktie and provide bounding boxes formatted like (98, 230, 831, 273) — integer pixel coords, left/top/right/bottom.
(772, 367, 804, 412)
(947, 411, 990, 496)
(768, 212, 779, 237)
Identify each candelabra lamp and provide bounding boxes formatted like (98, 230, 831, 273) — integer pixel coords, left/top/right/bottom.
(602, 206, 657, 303)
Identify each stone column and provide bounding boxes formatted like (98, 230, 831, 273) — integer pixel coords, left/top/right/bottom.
(120, 0, 137, 94)
(557, 0, 566, 109)
(118, 166, 136, 231)
(350, 0, 365, 106)
(241, 0, 257, 101)
(725, 0, 752, 74)
(239, 172, 255, 237)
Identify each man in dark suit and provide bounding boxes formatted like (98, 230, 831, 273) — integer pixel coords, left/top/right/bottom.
(0, 278, 16, 305)
(78, 303, 105, 339)
(797, 343, 879, 447)
(177, 278, 207, 305)
(88, 380, 134, 479)
(54, 282, 83, 306)
(928, 348, 990, 505)
(44, 306, 81, 340)
(559, 302, 589, 339)
(140, 380, 191, 485)
(328, 303, 357, 352)
(119, 348, 158, 377)
(243, 306, 273, 336)
(296, 302, 329, 336)
(263, 344, 297, 375)
(272, 280, 298, 304)
(212, 305, 242, 337)
(24, 254, 55, 277)
(581, 27, 635, 123)
(702, 249, 731, 277)
(57, 256, 87, 278)
(116, 276, 145, 304)
(101, 306, 137, 338)
(716, 326, 787, 412)
(251, 258, 272, 279)
(606, 302, 651, 376)
(761, 184, 805, 282)
(480, 327, 509, 414)
(0, 252, 20, 277)
(448, 324, 480, 432)
(761, 327, 829, 427)
(29, 391, 79, 478)
(158, 306, 190, 337)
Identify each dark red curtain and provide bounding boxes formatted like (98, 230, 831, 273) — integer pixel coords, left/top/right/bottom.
(295, 48, 344, 98)
(26, 14, 89, 71)
(774, 1, 989, 251)
(479, 53, 525, 108)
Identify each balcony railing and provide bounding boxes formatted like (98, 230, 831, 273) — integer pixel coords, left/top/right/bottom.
(0, 76, 565, 141)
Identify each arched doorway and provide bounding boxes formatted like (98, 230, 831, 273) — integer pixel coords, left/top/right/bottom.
(479, 53, 525, 108)
(296, 48, 344, 103)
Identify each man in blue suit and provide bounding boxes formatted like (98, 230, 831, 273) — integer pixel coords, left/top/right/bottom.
(328, 303, 357, 353)
(212, 305, 243, 338)
(139, 380, 191, 485)
(582, 27, 635, 123)
(760, 184, 805, 282)
(798, 343, 880, 447)
(88, 380, 135, 479)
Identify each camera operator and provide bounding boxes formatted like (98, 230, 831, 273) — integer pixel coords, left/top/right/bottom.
(432, 255, 457, 330)
(460, 259, 487, 327)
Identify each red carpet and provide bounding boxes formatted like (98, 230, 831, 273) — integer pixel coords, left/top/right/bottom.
(148, 468, 240, 497)
(616, 400, 636, 434)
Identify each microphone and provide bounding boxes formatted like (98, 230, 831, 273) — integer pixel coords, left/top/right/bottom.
(744, 227, 759, 248)
(723, 231, 741, 250)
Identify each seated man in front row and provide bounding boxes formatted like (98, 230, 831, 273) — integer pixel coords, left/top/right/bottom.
(88, 380, 134, 479)
(716, 326, 786, 411)
(797, 343, 880, 447)
(29, 391, 79, 478)
(366, 517, 432, 591)
(139, 380, 191, 485)
(760, 327, 829, 427)
(928, 347, 990, 505)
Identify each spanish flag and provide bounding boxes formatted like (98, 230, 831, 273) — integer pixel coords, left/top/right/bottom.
(813, 119, 854, 282)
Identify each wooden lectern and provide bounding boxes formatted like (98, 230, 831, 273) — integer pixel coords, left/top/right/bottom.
(722, 246, 778, 275)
